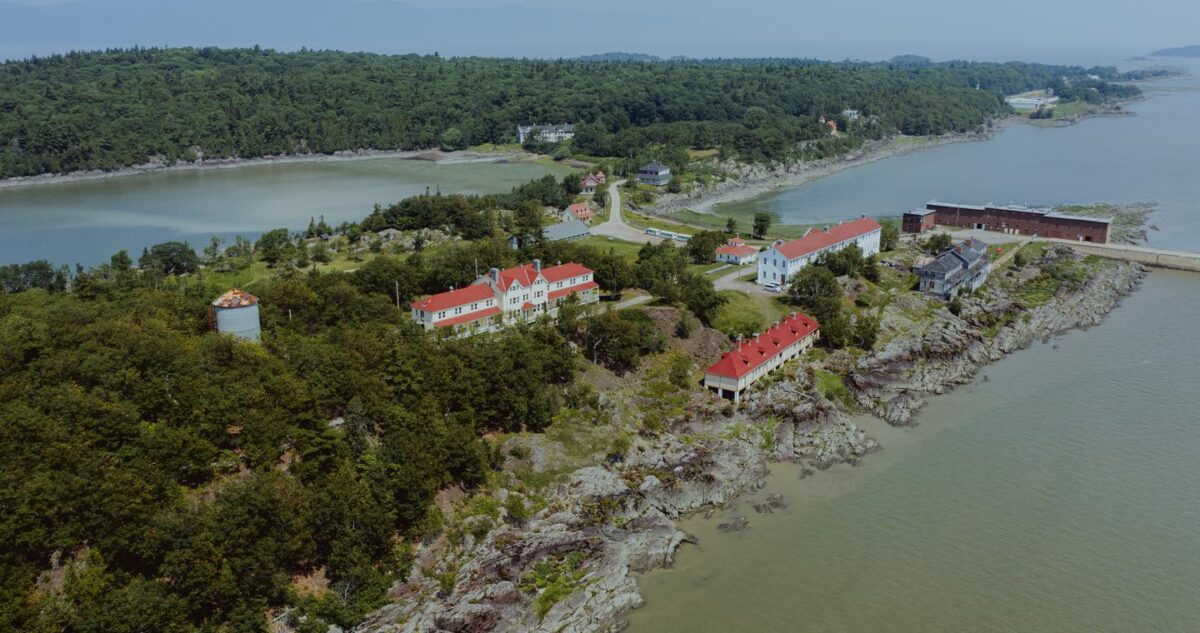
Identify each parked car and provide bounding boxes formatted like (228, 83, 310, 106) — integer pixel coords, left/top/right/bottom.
(764, 282, 783, 293)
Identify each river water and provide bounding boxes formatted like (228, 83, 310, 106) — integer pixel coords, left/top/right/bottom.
(0, 157, 569, 266)
(714, 62, 1200, 253)
(630, 59, 1200, 632)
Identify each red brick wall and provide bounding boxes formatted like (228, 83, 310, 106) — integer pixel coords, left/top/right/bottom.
(926, 203, 1109, 243)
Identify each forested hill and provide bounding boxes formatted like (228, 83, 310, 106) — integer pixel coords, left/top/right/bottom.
(0, 47, 1136, 178)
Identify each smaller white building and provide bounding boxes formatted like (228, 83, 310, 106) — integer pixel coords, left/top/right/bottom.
(517, 124, 576, 144)
(715, 237, 759, 265)
(756, 216, 881, 286)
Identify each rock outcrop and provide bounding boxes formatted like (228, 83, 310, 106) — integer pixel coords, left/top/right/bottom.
(851, 249, 1145, 425)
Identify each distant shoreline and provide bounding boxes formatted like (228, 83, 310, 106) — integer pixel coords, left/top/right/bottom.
(646, 101, 1141, 223)
(0, 148, 536, 190)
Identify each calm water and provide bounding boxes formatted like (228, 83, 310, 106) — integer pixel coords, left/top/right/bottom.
(0, 157, 570, 266)
(631, 58, 1200, 633)
(715, 61, 1200, 253)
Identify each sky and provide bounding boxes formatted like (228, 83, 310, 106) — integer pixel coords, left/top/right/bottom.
(1, 0, 1196, 64)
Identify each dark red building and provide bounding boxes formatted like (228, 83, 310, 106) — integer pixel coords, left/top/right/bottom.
(903, 201, 1111, 243)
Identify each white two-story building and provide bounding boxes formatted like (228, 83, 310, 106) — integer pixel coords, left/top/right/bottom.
(756, 216, 882, 286)
(411, 260, 599, 335)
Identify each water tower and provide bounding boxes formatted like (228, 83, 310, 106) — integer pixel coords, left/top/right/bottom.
(210, 288, 261, 342)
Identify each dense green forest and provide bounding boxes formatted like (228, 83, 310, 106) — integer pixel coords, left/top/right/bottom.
(0, 207, 734, 632)
(0, 47, 1138, 177)
(0, 262, 582, 631)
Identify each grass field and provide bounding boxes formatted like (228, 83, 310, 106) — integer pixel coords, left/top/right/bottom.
(711, 288, 792, 338)
(578, 235, 646, 258)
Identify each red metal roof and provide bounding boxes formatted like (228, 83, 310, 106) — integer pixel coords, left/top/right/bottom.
(411, 284, 495, 312)
(541, 262, 592, 283)
(771, 217, 881, 260)
(498, 264, 541, 290)
(716, 244, 758, 257)
(705, 313, 820, 379)
(548, 280, 599, 300)
(568, 203, 594, 220)
(433, 306, 502, 328)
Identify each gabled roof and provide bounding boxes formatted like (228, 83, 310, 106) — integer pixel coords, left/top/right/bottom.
(213, 288, 258, 308)
(544, 219, 590, 242)
(771, 216, 882, 260)
(568, 203, 594, 220)
(412, 284, 496, 312)
(716, 244, 758, 257)
(542, 262, 592, 283)
(705, 313, 820, 379)
(497, 264, 543, 290)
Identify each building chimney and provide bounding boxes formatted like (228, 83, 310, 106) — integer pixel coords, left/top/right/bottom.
(533, 259, 542, 272)
(490, 267, 500, 282)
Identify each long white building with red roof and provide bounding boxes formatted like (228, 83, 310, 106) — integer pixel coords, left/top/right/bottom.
(704, 312, 820, 402)
(756, 216, 881, 286)
(410, 259, 598, 334)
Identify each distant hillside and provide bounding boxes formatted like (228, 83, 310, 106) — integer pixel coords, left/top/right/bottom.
(576, 52, 661, 62)
(0, 48, 1139, 178)
(1150, 45, 1200, 57)
(890, 54, 932, 65)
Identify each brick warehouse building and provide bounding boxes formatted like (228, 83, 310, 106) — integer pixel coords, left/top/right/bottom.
(905, 201, 1111, 243)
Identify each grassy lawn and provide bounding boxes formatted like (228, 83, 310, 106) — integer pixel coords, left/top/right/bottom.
(987, 241, 1020, 259)
(202, 249, 372, 290)
(685, 261, 730, 277)
(711, 289, 792, 338)
(665, 208, 822, 240)
(1048, 100, 1091, 118)
(578, 235, 646, 258)
(625, 209, 695, 236)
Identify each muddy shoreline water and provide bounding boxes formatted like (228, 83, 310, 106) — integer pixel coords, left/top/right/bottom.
(0, 148, 539, 190)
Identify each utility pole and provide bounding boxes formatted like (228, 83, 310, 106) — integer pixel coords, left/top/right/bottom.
(395, 280, 400, 310)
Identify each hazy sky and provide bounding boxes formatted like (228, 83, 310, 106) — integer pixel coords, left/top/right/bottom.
(1, 0, 1196, 63)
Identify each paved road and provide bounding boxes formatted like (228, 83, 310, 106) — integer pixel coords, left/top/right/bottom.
(713, 265, 764, 293)
(590, 181, 676, 245)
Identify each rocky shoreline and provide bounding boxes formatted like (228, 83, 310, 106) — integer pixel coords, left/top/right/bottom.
(346, 247, 1144, 633)
(852, 248, 1145, 425)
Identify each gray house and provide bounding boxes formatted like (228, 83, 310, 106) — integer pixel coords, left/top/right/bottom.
(508, 218, 591, 249)
(637, 161, 672, 186)
(916, 238, 991, 300)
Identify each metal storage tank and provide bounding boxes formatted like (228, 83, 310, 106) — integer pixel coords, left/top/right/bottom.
(211, 288, 261, 342)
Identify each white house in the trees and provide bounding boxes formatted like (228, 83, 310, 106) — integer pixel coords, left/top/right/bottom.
(756, 216, 881, 286)
(410, 260, 598, 335)
(714, 236, 759, 265)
